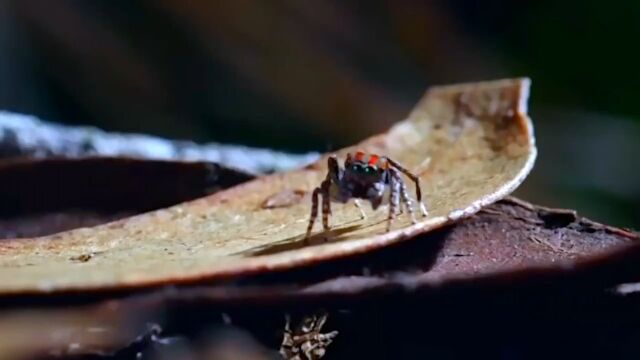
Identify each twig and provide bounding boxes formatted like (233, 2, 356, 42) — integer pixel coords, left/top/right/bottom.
(0, 111, 319, 174)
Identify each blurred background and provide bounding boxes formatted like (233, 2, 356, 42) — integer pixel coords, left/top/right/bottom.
(0, 0, 637, 228)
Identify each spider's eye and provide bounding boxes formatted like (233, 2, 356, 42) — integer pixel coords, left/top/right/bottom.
(351, 164, 377, 174)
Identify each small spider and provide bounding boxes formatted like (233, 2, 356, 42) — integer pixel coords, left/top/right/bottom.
(306, 151, 428, 239)
(280, 312, 338, 360)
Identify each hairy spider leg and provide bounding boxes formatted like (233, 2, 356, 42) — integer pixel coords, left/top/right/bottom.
(377, 160, 401, 216)
(327, 154, 341, 183)
(280, 315, 294, 358)
(399, 175, 417, 224)
(306, 156, 341, 240)
(321, 181, 331, 230)
(354, 199, 367, 219)
(306, 186, 322, 239)
(284, 315, 292, 333)
(313, 312, 328, 332)
(302, 342, 322, 360)
(384, 157, 428, 216)
(386, 169, 402, 231)
(281, 312, 337, 360)
(307, 313, 335, 360)
(305, 180, 331, 240)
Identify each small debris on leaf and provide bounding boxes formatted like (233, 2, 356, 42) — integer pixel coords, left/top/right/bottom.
(261, 189, 307, 209)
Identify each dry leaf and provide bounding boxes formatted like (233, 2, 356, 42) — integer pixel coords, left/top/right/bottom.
(0, 78, 536, 294)
(0, 199, 636, 359)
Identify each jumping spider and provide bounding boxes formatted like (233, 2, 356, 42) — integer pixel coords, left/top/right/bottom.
(306, 151, 428, 239)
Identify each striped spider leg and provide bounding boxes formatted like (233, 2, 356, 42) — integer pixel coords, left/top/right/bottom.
(280, 312, 338, 360)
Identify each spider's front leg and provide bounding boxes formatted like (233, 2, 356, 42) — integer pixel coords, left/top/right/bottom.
(321, 181, 332, 231)
(305, 155, 341, 240)
(305, 183, 330, 240)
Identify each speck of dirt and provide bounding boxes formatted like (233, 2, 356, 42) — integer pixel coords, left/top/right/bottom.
(261, 189, 307, 209)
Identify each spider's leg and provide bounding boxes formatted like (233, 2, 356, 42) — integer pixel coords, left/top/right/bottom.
(396, 197, 404, 215)
(280, 315, 295, 358)
(284, 314, 292, 333)
(319, 331, 339, 343)
(321, 182, 331, 231)
(310, 345, 328, 360)
(319, 154, 341, 230)
(386, 171, 401, 232)
(327, 154, 341, 183)
(302, 341, 321, 360)
(313, 312, 328, 332)
(419, 198, 428, 218)
(354, 199, 367, 219)
(385, 157, 428, 217)
(305, 187, 321, 239)
(398, 176, 417, 224)
(307, 155, 341, 241)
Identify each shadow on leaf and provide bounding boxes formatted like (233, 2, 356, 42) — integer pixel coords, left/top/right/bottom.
(237, 223, 367, 257)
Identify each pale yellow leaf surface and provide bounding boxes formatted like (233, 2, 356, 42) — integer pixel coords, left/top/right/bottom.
(0, 78, 536, 294)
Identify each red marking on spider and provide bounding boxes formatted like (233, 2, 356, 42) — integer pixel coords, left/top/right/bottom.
(367, 154, 380, 166)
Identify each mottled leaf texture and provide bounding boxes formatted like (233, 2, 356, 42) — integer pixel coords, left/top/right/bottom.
(0, 78, 536, 294)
